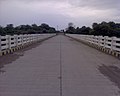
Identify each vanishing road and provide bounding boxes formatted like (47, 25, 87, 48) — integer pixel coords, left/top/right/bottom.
(0, 35, 120, 96)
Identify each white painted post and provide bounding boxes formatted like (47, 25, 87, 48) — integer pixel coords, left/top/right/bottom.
(15, 35, 18, 47)
(39, 34, 41, 40)
(25, 35, 27, 44)
(111, 37, 116, 51)
(7, 35, 11, 49)
(90, 35, 93, 43)
(92, 36, 94, 44)
(104, 36, 107, 48)
(100, 36, 103, 46)
(35, 34, 37, 41)
(30, 34, 33, 43)
(103, 36, 105, 48)
(98, 36, 101, 46)
(91, 35, 93, 43)
(21, 35, 24, 45)
(18, 35, 21, 45)
(31, 35, 33, 43)
(95, 36, 98, 45)
(24, 35, 27, 44)
(27, 35, 29, 43)
(37, 35, 39, 41)
(28, 35, 30, 43)
(33, 34, 35, 42)
(29, 35, 31, 43)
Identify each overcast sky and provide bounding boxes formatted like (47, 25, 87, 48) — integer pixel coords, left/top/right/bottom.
(0, 0, 120, 29)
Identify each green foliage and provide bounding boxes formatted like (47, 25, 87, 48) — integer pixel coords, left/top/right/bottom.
(92, 21, 120, 37)
(66, 21, 120, 37)
(66, 26, 92, 35)
(0, 26, 6, 35)
(4, 24, 15, 35)
(66, 26, 76, 34)
(0, 23, 57, 35)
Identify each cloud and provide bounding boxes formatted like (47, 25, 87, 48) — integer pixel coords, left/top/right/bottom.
(69, 0, 120, 9)
(0, 0, 120, 10)
(0, 0, 120, 29)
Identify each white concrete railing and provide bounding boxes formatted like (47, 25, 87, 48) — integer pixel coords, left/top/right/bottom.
(0, 34, 55, 51)
(67, 34, 120, 52)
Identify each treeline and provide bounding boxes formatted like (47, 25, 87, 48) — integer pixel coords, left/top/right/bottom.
(0, 23, 56, 35)
(66, 21, 120, 37)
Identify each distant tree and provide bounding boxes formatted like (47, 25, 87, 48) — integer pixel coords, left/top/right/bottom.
(4, 24, 14, 35)
(92, 21, 120, 37)
(40, 23, 50, 30)
(68, 22, 74, 28)
(0, 23, 57, 35)
(0, 26, 6, 35)
(108, 21, 116, 29)
(66, 22, 76, 34)
(80, 26, 91, 34)
(31, 24, 38, 31)
(75, 27, 80, 34)
(66, 26, 76, 34)
(1, 21, 119, 36)
(48, 27, 56, 33)
(92, 23, 101, 35)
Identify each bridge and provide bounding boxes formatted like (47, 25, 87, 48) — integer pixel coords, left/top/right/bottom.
(0, 34, 120, 96)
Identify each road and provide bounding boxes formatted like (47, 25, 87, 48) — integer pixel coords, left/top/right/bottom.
(0, 35, 120, 96)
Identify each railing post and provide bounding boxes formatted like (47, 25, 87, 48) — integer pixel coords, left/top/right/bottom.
(104, 36, 107, 48)
(7, 35, 11, 49)
(27, 35, 29, 43)
(92, 35, 94, 44)
(21, 35, 23, 45)
(103, 36, 105, 48)
(29, 34, 31, 43)
(89, 35, 92, 43)
(14, 35, 17, 47)
(98, 36, 101, 46)
(24, 35, 27, 44)
(111, 37, 116, 51)
(95, 36, 98, 45)
(100, 36, 103, 46)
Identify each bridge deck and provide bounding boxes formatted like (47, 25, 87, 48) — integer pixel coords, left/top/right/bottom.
(0, 35, 120, 96)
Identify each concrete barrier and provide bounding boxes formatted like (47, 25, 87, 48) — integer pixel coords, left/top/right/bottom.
(66, 34, 120, 59)
(0, 34, 56, 56)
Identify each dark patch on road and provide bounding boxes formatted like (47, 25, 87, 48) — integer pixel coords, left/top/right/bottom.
(0, 35, 56, 74)
(69, 38, 74, 41)
(98, 64, 120, 90)
(0, 52, 20, 74)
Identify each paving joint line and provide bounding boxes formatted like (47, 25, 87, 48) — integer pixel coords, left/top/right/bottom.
(59, 35, 63, 96)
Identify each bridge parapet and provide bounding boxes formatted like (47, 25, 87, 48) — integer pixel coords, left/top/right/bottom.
(66, 34, 120, 58)
(0, 34, 56, 56)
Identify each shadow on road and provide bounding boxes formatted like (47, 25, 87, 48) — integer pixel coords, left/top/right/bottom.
(0, 36, 56, 74)
(98, 64, 120, 91)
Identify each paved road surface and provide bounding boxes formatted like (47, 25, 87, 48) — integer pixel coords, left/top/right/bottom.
(0, 35, 120, 96)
